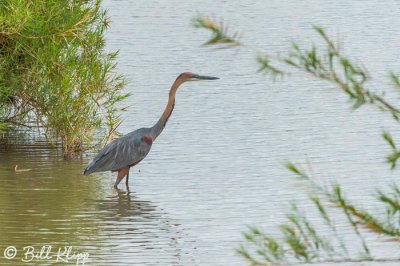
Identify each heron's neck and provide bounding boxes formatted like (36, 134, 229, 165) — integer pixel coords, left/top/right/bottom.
(150, 78, 183, 140)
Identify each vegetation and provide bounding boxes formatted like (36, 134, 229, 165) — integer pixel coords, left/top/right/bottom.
(0, 0, 128, 155)
(237, 164, 400, 265)
(193, 16, 241, 47)
(194, 15, 400, 265)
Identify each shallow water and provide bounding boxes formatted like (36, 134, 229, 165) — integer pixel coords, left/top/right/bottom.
(1, 1, 400, 265)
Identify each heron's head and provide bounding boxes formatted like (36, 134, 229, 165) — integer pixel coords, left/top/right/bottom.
(177, 72, 219, 83)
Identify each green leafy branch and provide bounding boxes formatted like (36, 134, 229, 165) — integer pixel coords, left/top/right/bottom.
(193, 15, 241, 47)
(238, 162, 400, 265)
(0, 0, 128, 155)
(194, 17, 400, 169)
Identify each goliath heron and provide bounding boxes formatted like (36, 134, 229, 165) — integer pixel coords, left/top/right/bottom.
(83, 72, 219, 188)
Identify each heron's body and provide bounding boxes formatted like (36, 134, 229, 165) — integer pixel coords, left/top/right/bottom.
(83, 72, 218, 187)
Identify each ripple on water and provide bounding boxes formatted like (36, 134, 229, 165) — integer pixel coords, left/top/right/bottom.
(2, 0, 400, 265)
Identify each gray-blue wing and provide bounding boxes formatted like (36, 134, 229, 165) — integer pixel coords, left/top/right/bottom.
(83, 132, 151, 175)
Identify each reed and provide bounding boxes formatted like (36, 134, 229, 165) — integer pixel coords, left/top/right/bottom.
(194, 15, 400, 264)
(0, 0, 128, 156)
(193, 15, 241, 47)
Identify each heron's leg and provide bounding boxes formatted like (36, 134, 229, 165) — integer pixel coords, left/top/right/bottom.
(125, 168, 130, 185)
(114, 166, 129, 188)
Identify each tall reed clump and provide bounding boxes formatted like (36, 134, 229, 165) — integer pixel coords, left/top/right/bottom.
(0, 0, 128, 156)
(194, 15, 400, 265)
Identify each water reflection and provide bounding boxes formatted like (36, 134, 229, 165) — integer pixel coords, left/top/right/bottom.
(91, 187, 183, 265)
(97, 186, 157, 219)
(3, 0, 400, 264)
(0, 141, 182, 265)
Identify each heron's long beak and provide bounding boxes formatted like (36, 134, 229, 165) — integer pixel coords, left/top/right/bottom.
(193, 74, 219, 80)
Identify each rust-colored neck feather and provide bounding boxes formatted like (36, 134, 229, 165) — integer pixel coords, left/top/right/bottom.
(150, 76, 185, 140)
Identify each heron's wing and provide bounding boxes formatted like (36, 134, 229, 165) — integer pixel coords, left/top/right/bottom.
(84, 133, 151, 175)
